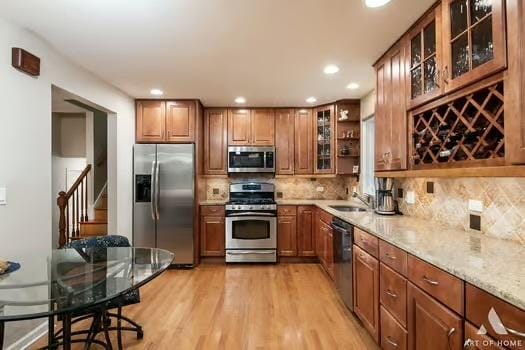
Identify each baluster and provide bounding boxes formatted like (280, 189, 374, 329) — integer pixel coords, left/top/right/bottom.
(76, 189, 80, 236)
(57, 191, 67, 248)
(84, 177, 88, 221)
(66, 203, 69, 244)
(80, 180, 84, 223)
(72, 192, 76, 238)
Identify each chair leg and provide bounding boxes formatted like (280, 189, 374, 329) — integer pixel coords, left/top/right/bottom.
(48, 315, 57, 349)
(0, 321, 5, 350)
(102, 311, 113, 350)
(83, 314, 100, 350)
(106, 312, 143, 338)
(117, 308, 123, 350)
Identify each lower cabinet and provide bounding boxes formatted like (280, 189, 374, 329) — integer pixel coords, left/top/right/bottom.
(407, 282, 463, 350)
(353, 245, 380, 342)
(381, 306, 408, 350)
(464, 321, 506, 350)
(200, 206, 225, 257)
(297, 206, 316, 257)
(277, 215, 297, 257)
(315, 210, 334, 279)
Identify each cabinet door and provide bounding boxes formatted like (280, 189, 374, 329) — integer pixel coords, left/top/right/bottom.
(325, 225, 334, 278)
(228, 109, 251, 145)
(275, 109, 295, 174)
(407, 283, 463, 350)
(297, 206, 315, 257)
(200, 216, 225, 257)
(375, 57, 390, 171)
(442, 0, 506, 92)
(353, 245, 380, 342)
(506, 0, 525, 164)
(314, 105, 335, 174)
(136, 100, 165, 142)
(204, 109, 228, 175)
(165, 101, 195, 142)
(389, 44, 408, 170)
(464, 321, 506, 350)
(251, 109, 275, 145)
(277, 215, 297, 257)
(294, 109, 314, 174)
(406, 4, 443, 109)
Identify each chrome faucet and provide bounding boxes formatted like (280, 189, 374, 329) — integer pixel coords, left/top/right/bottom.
(352, 191, 375, 209)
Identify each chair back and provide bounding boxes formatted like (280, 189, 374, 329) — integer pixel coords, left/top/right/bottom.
(64, 235, 131, 249)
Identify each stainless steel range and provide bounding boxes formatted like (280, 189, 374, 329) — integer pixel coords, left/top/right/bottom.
(225, 182, 277, 263)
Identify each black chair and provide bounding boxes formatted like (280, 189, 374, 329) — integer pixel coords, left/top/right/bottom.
(55, 235, 143, 349)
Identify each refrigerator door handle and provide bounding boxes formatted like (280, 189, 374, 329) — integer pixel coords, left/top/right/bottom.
(150, 160, 156, 221)
(155, 160, 160, 220)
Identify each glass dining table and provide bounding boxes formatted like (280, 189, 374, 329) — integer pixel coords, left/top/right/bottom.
(0, 247, 174, 350)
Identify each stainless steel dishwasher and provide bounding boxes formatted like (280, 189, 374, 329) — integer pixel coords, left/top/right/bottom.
(332, 217, 354, 311)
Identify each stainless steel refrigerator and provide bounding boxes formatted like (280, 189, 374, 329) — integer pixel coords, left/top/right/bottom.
(133, 144, 194, 266)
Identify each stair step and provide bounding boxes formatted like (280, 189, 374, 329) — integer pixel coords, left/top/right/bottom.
(94, 208, 108, 221)
(80, 220, 108, 237)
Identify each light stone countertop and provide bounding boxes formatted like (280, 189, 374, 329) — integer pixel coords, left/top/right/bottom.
(199, 199, 228, 205)
(277, 199, 525, 310)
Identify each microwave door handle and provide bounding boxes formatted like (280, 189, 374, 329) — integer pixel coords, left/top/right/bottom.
(150, 161, 156, 221)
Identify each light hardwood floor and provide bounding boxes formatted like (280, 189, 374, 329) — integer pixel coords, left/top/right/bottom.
(34, 264, 378, 349)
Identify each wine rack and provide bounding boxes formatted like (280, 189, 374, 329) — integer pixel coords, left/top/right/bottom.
(411, 80, 504, 168)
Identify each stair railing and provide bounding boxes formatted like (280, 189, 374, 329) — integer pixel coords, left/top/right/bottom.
(57, 164, 91, 248)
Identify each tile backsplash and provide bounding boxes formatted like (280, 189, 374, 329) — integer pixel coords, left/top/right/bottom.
(397, 177, 525, 244)
(204, 175, 358, 201)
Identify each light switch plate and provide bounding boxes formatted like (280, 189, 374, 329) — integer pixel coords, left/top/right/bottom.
(316, 186, 324, 192)
(406, 191, 416, 204)
(0, 187, 6, 205)
(469, 199, 483, 213)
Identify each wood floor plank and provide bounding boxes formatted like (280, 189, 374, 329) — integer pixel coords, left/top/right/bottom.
(32, 264, 379, 349)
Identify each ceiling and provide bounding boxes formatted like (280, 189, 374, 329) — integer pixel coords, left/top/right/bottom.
(3, 0, 435, 106)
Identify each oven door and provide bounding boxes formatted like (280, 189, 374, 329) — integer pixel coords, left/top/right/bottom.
(228, 147, 275, 173)
(225, 215, 277, 249)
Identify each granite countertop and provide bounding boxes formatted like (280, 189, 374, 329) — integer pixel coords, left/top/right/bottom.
(199, 199, 228, 205)
(277, 199, 525, 311)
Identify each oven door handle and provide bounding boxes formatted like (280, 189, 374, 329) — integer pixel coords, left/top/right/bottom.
(227, 212, 275, 217)
(227, 251, 275, 255)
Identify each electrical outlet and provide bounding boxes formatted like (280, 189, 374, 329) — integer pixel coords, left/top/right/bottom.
(212, 188, 220, 195)
(406, 191, 416, 204)
(316, 186, 325, 192)
(0, 187, 6, 205)
(468, 199, 483, 213)
(470, 214, 481, 231)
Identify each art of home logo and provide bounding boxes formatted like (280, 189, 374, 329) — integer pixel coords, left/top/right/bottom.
(464, 308, 524, 348)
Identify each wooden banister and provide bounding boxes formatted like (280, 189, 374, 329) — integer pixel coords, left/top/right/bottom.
(57, 164, 91, 248)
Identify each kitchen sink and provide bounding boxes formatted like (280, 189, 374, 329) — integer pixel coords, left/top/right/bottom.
(329, 205, 367, 212)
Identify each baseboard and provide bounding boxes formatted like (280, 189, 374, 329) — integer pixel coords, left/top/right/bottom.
(6, 321, 48, 350)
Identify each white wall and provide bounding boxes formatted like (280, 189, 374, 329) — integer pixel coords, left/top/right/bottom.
(0, 17, 135, 347)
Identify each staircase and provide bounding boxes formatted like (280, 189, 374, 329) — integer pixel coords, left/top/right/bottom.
(57, 164, 108, 247)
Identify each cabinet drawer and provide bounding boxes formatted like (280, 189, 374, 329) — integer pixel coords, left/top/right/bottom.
(466, 284, 525, 345)
(318, 209, 332, 225)
(381, 306, 408, 350)
(408, 255, 464, 315)
(464, 321, 506, 350)
(380, 263, 407, 327)
(379, 240, 408, 276)
(354, 228, 379, 258)
(200, 205, 225, 217)
(278, 205, 297, 216)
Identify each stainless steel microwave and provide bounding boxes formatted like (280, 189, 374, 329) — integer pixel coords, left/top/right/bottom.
(228, 146, 275, 173)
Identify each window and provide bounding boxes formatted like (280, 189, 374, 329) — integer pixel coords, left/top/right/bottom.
(361, 116, 375, 195)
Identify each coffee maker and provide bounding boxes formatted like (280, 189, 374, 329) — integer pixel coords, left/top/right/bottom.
(374, 177, 397, 215)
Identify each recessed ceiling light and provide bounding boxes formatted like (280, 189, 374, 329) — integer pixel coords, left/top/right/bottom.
(150, 89, 164, 96)
(323, 65, 340, 75)
(365, 0, 391, 8)
(346, 82, 360, 90)
(235, 97, 246, 104)
(306, 97, 317, 104)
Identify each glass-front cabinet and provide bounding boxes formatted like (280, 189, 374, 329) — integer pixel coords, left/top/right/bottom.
(406, 4, 443, 109)
(442, 0, 506, 92)
(314, 105, 335, 174)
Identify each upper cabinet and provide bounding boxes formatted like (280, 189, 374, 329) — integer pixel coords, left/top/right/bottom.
(375, 42, 408, 171)
(136, 100, 197, 143)
(314, 105, 335, 174)
(136, 100, 166, 143)
(406, 4, 443, 109)
(228, 108, 275, 146)
(295, 109, 314, 175)
(204, 109, 228, 175)
(441, 0, 506, 92)
(275, 109, 295, 175)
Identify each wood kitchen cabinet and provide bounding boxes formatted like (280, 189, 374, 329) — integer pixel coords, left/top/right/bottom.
(314, 105, 335, 174)
(407, 282, 463, 350)
(275, 109, 295, 175)
(277, 215, 297, 257)
(441, 0, 506, 93)
(315, 209, 333, 278)
(200, 206, 226, 257)
(375, 41, 408, 171)
(406, 4, 443, 109)
(136, 100, 197, 143)
(353, 245, 380, 342)
(228, 108, 275, 146)
(294, 109, 314, 174)
(136, 100, 166, 142)
(204, 109, 228, 175)
(297, 206, 315, 257)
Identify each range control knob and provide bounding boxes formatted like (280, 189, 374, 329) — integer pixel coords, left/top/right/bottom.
(248, 206, 253, 210)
